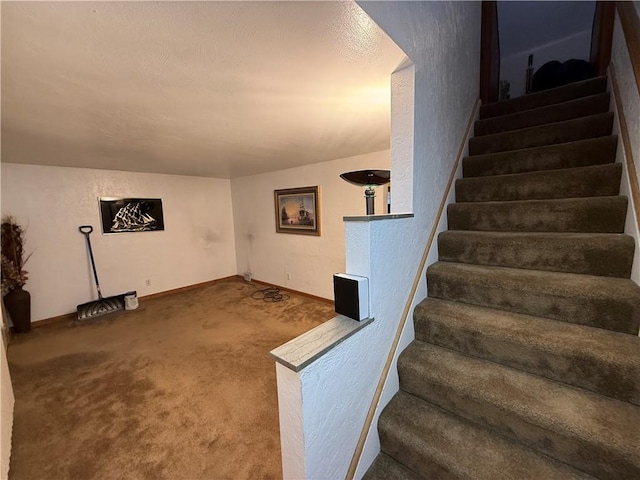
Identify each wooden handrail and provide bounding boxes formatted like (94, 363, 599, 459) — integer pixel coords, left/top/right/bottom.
(617, 1, 640, 97)
(480, 1, 500, 104)
(345, 98, 480, 480)
(610, 63, 640, 235)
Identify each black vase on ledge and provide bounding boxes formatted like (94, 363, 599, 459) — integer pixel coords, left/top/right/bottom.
(4, 285, 31, 333)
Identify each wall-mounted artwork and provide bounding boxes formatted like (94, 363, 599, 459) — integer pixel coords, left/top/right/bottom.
(99, 197, 165, 234)
(274, 186, 320, 236)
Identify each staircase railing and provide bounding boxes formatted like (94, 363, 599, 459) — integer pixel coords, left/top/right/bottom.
(610, 64, 640, 234)
(345, 98, 480, 479)
(610, 2, 640, 251)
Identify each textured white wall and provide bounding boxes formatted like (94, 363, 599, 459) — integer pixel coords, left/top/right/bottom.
(230, 150, 389, 300)
(278, 2, 481, 478)
(0, 336, 14, 480)
(389, 62, 415, 213)
(612, 14, 640, 187)
(501, 29, 593, 98)
(354, 96, 477, 478)
(1, 164, 237, 321)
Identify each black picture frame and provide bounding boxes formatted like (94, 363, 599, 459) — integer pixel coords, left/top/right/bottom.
(99, 197, 165, 234)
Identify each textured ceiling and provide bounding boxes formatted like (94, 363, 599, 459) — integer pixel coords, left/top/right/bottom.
(1, 1, 406, 178)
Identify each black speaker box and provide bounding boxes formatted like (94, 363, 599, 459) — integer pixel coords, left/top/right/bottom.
(333, 273, 369, 321)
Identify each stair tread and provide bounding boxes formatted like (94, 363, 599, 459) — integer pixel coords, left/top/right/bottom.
(476, 112, 612, 139)
(427, 261, 640, 334)
(439, 230, 634, 242)
(475, 92, 610, 136)
(480, 76, 607, 119)
(447, 195, 628, 233)
(429, 261, 640, 296)
(462, 136, 618, 178)
(414, 297, 640, 404)
(380, 391, 595, 480)
(438, 230, 634, 278)
(399, 342, 640, 479)
(456, 163, 621, 202)
(469, 112, 614, 156)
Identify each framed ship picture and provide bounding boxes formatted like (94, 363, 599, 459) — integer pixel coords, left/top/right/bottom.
(99, 197, 165, 234)
(274, 186, 320, 236)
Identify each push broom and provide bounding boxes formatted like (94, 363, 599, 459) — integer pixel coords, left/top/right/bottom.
(76, 225, 125, 320)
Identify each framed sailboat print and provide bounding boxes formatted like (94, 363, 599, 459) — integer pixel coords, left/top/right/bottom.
(99, 197, 165, 234)
(274, 186, 320, 236)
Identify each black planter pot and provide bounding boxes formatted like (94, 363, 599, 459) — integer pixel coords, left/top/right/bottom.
(4, 286, 31, 333)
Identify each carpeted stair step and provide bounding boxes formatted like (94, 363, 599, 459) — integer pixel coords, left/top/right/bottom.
(469, 112, 614, 156)
(447, 196, 627, 233)
(456, 164, 621, 202)
(362, 453, 422, 480)
(398, 342, 640, 480)
(480, 76, 607, 119)
(462, 136, 617, 178)
(377, 391, 595, 480)
(427, 261, 640, 334)
(437, 230, 634, 277)
(364, 74, 638, 480)
(475, 92, 610, 136)
(413, 298, 640, 405)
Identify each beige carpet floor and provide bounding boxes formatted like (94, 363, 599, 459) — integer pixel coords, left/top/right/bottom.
(7, 279, 335, 480)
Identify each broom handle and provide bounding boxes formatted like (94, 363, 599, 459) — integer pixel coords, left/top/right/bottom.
(79, 225, 103, 300)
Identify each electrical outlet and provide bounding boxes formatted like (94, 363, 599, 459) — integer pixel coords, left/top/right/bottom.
(145, 279, 151, 286)
(244, 272, 252, 282)
(286, 273, 291, 281)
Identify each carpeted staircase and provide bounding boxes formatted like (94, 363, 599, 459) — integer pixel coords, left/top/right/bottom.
(364, 76, 640, 480)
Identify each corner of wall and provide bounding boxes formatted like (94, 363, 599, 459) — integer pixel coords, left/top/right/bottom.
(390, 63, 415, 214)
(0, 325, 15, 480)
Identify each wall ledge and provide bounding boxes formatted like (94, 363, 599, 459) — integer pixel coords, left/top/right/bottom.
(270, 315, 374, 372)
(343, 213, 413, 222)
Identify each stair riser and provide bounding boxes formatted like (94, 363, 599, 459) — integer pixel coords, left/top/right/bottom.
(427, 265, 640, 334)
(469, 113, 614, 156)
(462, 136, 618, 178)
(413, 302, 640, 405)
(456, 164, 621, 202)
(437, 231, 634, 278)
(398, 348, 639, 480)
(475, 93, 610, 136)
(377, 405, 461, 480)
(378, 426, 457, 480)
(447, 197, 628, 233)
(362, 454, 424, 480)
(480, 76, 607, 119)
